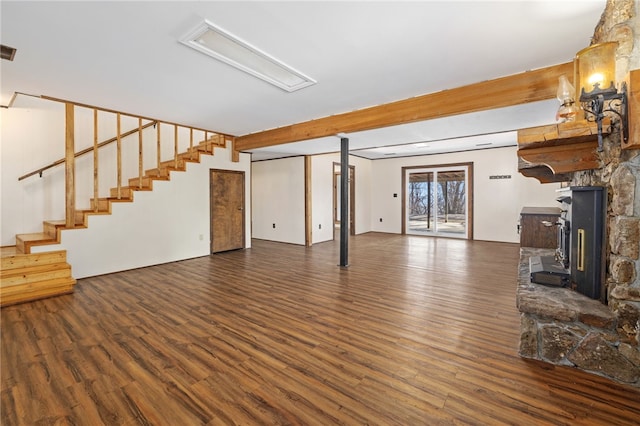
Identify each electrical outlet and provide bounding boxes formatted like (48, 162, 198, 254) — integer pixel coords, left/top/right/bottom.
(272, 223, 276, 229)
(319, 224, 322, 229)
(379, 218, 383, 222)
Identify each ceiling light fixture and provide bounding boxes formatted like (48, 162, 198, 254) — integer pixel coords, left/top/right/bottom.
(179, 20, 316, 92)
(576, 42, 628, 151)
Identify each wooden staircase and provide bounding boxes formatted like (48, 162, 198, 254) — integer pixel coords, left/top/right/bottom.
(1, 136, 225, 307)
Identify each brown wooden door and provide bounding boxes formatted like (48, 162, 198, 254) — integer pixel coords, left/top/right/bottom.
(210, 169, 245, 253)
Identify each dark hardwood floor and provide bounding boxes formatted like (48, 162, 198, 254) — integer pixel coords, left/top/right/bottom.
(2, 234, 639, 425)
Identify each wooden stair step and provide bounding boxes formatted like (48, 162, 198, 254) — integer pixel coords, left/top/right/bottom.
(74, 211, 88, 226)
(43, 219, 86, 239)
(43, 221, 61, 239)
(144, 167, 171, 178)
(196, 144, 214, 153)
(0, 246, 19, 258)
(109, 187, 137, 198)
(127, 175, 155, 188)
(0, 262, 72, 285)
(1, 250, 68, 269)
(89, 198, 111, 211)
(178, 150, 202, 161)
(159, 158, 186, 169)
(15, 233, 57, 254)
(200, 134, 226, 147)
(1, 276, 76, 307)
(88, 197, 132, 212)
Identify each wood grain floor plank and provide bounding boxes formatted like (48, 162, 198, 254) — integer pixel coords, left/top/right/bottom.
(2, 234, 640, 425)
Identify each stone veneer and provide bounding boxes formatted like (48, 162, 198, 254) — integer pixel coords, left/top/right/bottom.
(517, 0, 640, 388)
(518, 248, 640, 386)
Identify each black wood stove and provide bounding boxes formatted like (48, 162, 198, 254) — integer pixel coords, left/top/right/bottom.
(529, 186, 607, 300)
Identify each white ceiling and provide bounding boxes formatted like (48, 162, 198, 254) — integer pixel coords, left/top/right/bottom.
(1, 1, 606, 160)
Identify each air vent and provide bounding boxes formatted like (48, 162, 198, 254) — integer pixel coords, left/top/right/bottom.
(179, 20, 316, 92)
(1, 45, 17, 61)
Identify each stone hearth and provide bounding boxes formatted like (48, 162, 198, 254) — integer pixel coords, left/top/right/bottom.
(518, 248, 640, 387)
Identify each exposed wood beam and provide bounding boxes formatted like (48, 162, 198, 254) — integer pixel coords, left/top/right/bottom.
(235, 62, 574, 150)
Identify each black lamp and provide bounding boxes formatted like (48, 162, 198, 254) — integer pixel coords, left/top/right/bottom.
(576, 42, 628, 151)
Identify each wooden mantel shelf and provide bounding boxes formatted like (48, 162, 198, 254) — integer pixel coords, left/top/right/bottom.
(516, 119, 608, 183)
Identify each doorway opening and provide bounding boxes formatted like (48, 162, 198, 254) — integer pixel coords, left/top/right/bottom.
(403, 163, 473, 239)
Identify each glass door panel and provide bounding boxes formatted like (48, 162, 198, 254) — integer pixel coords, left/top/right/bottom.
(408, 171, 434, 234)
(436, 170, 466, 235)
(406, 166, 469, 238)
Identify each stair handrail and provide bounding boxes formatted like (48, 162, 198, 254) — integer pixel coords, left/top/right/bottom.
(17, 94, 233, 181)
(13, 93, 233, 227)
(18, 121, 157, 181)
(41, 95, 225, 135)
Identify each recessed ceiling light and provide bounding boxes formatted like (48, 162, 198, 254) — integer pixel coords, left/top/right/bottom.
(179, 20, 316, 92)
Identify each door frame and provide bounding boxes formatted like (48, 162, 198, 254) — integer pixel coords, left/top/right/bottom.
(401, 162, 473, 239)
(333, 163, 355, 238)
(210, 168, 246, 253)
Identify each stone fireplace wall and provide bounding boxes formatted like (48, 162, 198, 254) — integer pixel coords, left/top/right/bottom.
(575, 0, 640, 353)
(518, 0, 640, 388)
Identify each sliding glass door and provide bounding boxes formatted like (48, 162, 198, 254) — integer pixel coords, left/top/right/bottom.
(405, 165, 470, 238)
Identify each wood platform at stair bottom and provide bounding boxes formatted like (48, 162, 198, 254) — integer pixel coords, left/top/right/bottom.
(1, 249, 76, 307)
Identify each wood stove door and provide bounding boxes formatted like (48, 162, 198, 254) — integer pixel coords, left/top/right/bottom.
(569, 186, 606, 300)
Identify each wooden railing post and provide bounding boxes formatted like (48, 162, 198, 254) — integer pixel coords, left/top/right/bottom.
(65, 103, 75, 227)
(116, 113, 122, 199)
(174, 124, 178, 169)
(93, 109, 99, 212)
(157, 122, 161, 177)
(138, 118, 143, 188)
(190, 128, 194, 160)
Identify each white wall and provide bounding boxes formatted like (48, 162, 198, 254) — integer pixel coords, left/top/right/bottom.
(310, 154, 335, 243)
(255, 147, 550, 246)
(370, 146, 561, 243)
(3, 95, 251, 278)
(1, 98, 66, 244)
(251, 157, 306, 245)
(348, 155, 373, 235)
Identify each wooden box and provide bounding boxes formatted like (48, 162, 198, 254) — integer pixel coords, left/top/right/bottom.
(519, 207, 562, 248)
